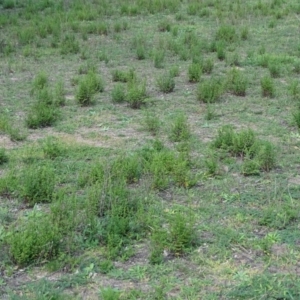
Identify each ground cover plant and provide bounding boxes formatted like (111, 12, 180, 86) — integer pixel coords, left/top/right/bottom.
(1, 0, 300, 298)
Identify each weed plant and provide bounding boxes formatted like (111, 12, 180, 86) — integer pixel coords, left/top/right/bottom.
(133, 35, 147, 60)
(205, 104, 216, 120)
(31, 71, 48, 95)
(212, 125, 276, 173)
(126, 80, 147, 109)
(289, 80, 300, 101)
(54, 80, 66, 106)
(293, 61, 300, 74)
(172, 156, 195, 188)
(41, 136, 65, 159)
(241, 158, 261, 176)
(112, 69, 136, 82)
(36, 87, 54, 106)
(215, 24, 238, 43)
(111, 84, 126, 103)
(188, 62, 202, 83)
(216, 41, 226, 60)
(255, 140, 276, 172)
(144, 112, 160, 135)
(60, 34, 80, 55)
(19, 164, 55, 206)
(0, 114, 26, 141)
(226, 68, 248, 96)
(197, 78, 224, 103)
(293, 110, 300, 128)
(261, 76, 275, 97)
(26, 102, 59, 129)
(169, 113, 191, 142)
(205, 153, 219, 176)
(3, 0, 15, 9)
(153, 49, 165, 68)
(240, 27, 249, 40)
(158, 19, 172, 32)
(150, 210, 196, 258)
(202, 58, 214, 74)
(76, 71, 104, 106)
(0, 148, 8, 165)
(157, 73, 175, 93)
(268, 62, 281, 78)
(168, 211, 196, 255)
(7, 211, 60, 266)
(169, 65, 180, 77)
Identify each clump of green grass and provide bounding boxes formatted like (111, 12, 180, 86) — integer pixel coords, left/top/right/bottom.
(26, 102, 59, 129)
(258, 54, 269, 68)
(150, 210, 196, 260)
(0, 113, 26, 141)
(113, 20, 128, 32)
(133, 35, 147, 60)
(268, 62, 281, 78)
(169, 113, 191, 142)
(19, 163, 56, 207)
(126, 80, 147, 109)
(167, 210, 196, 255)
(60, 34, 80, 55)
(2, 0, 15, 9)
(293, 61, 300, 74)
(98, 50, 109, 64)
(261, 75, 275, 97)
(153, 49, 165, 68)
(226, 68, 248, 96)
(156, 73, 175, 93)
(81, 22, 109, 35)
(158, 18, 172, 32)
(143, 112, 160, 136)
(202, 58, 214, 74)
(205, 152, 219, 177)
(111, 69, 136, 82)
(197, 78, 224, 103)
(292, 110, 300, 129)
(7, 211, 60, 266)
(40, 136, 65, 159)
(111, 83, 126, 103)
(54, 80, 66, 106)
(289, 80, 300, 101)
(212, 125, 276, 173)
(31, 71, 48, 95)
(0, 148, 8, 165)
(255, 140, 276, 172)
(76, 80, 94, 106)
(216, 41, 226, 60)
(188, 62, 202, 83)
(212, 126, 255, 156)
(99, 288, 121, 300)
(241, 157, 260, 176)
(215, 24, 238, 43)
(169, 65, 180, 77)
(76, 71, 104, 106)
(240, 26, 249, 40)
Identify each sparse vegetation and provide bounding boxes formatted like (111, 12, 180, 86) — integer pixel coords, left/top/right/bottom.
(1, 1, 299, 298)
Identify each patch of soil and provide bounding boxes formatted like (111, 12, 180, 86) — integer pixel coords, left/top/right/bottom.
(0, 135, 17, 149)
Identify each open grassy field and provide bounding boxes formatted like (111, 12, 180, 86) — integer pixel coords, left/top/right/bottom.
(1, 0, 300, 298)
